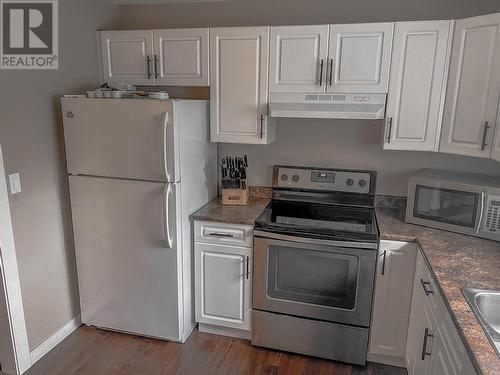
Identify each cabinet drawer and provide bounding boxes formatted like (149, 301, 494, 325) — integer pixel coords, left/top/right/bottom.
(417, 250, 445, 323)
(195, 221, 253, 248)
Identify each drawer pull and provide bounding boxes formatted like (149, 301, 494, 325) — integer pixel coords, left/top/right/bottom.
(319, 59, 324, 86)
(208, 232, 234, 238)
(246, 256, 250, 280)
(420, 279, 434, 296)
(421, 328, 434, 360)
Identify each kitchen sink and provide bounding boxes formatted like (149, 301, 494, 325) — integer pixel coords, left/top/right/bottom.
(462, 288, 500, 356)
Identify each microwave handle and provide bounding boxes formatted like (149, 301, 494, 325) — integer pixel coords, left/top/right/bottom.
(476, 192, 486, 235)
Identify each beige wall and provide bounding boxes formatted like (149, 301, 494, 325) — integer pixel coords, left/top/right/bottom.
(219, 120, 500, 196)
(0, 0, 118, 350)
(119, 0, 500, 196)
(118, 0, 500, 29)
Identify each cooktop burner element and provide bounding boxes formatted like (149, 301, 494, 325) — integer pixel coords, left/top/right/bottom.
(255, 200, 378, 242)
(255, 165, 379, 244)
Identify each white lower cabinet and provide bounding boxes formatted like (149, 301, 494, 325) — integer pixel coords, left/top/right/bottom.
(369, 241, 417, 365)
(371, 242, 477, 374)
(194, 221, 253, 337)
(405, 249, 476, 375)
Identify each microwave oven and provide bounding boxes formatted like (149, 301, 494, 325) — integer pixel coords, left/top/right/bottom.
(406, 169, 500, 242)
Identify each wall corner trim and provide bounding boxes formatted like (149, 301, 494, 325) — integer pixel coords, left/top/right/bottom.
(29, 315, 82, 366)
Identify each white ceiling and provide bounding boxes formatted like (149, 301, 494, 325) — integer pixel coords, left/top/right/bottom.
(110, 0, 230, 4)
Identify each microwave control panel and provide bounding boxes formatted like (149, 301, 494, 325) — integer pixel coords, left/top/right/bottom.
(484, 195, 500, 233)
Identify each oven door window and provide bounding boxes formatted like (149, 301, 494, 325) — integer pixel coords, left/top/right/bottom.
(267, 245, 358, 310)
(413, 185, 479, 228)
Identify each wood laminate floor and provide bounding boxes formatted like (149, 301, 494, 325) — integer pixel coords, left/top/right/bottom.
(15, 326, 407, 375)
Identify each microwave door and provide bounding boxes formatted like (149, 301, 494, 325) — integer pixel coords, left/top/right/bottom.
(406, 180, 484, 237)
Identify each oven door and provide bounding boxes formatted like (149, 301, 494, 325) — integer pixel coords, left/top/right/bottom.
(253, 234, 377, 327)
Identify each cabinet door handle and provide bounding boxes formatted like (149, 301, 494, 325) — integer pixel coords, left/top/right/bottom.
(481, 121, 490, 151)
(146, 55, 152, 79)
(319, 59, 324, 86)
(386, 117, 393, 143)
(420, 279, 434, 296)
(154, 54, 159, 79)
(208, 232, 234, 238)
(328, 58, 334, 86)
(380, 250, 387, 276)
(421, 328, 434, 360)
(260, 114, 264, 139)
(246, 256, 250, 280)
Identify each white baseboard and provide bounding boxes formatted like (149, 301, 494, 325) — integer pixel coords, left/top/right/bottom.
(198, 323, 251, 340)
(30, 315, 82, 365)
(367, 352, 407, 368)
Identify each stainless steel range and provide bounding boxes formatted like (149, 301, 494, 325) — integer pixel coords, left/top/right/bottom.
(252, 166, 379, 366)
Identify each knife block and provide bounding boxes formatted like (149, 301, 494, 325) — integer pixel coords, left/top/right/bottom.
(222, 187, 249, 206)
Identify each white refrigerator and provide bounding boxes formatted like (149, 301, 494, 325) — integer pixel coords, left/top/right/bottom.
(61, 98, 217, 342)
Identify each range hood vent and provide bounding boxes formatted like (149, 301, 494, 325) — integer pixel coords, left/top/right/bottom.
(268, 93, 387, 120)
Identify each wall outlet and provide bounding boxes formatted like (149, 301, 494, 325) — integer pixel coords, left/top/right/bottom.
(8, 173, 21, 194)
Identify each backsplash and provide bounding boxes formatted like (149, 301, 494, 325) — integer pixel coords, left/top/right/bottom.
(218, 118, 500, 196)
(375, 195, 407, 210)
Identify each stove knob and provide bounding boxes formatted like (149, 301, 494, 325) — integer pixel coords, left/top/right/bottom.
(281, 174, 289, 181)
(359, 179, 367, 187)
(346, 178, 354, 186)
(292, 175, 300, 183)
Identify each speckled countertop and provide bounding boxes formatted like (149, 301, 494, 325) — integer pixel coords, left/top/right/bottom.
(191, 195, 500, 374)
(377, 207, 500, 375)
(190, 197, 270, 225)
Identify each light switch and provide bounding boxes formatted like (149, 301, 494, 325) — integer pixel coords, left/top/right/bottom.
(8, 173, 21, 194)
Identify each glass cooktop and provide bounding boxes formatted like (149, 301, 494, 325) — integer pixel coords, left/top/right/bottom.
(255, 200, 379, 243)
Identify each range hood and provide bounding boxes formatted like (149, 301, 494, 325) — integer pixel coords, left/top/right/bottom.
(268, 93, 387, 120)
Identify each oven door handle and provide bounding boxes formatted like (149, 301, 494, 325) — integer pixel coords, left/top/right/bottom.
(253, 230, 378, 250)
(476, 191, 485, 235)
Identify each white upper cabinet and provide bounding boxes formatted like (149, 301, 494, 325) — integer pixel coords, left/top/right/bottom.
(440, 12, 500, 158)
(153, 28, 209, 86)
(327, 23, 394, 93)
(269, 23, 394, 94)
(100, 30, 154, 86)
(269, 25, 329, 93)
(210, 27, 275, 144)
(99, 29, 209, 86)
(384, 21, 453, 151)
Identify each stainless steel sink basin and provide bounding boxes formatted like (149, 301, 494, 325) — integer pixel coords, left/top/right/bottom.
(462, 288, 500, 356)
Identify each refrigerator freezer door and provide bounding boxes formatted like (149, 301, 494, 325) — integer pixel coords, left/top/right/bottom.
(68, 175, 182, 341)
(62, 98, 179, 182)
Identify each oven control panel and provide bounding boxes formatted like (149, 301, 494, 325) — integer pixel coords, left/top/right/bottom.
(275, 167, 373, 194)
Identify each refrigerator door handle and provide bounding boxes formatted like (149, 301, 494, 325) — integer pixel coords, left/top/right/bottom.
(161, 111, 170, 181)
(163, 183, 173, 249)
